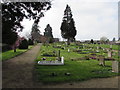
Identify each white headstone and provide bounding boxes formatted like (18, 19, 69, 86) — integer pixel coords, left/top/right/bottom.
(68, 49, 70, 52)
(61, 56, 64, 63)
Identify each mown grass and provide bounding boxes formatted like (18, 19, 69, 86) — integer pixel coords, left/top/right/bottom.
(35, 43, 118, 84)
(1, 45, 34, 61)
(86, 43, 118, 50)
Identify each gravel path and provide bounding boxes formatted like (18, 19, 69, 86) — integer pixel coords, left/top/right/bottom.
(2, 43, 119, 88)
(2, 43, 41, 88)
(38, 76, 119, 88)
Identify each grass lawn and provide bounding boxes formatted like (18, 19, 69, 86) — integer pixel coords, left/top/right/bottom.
(34, 43, 119, 84)
(86, 43, 118, 50)
(1, 45, 34, 61)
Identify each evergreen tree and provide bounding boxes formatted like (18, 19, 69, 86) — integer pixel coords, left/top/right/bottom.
(44, 24, 53, 38)
(2, 1, 51, 45)
(44, 24, 54, 43)
(112, 37, 116, 42)
(118, 37, 120, 41)
(31, 23, 41, 42)
(60, 4, 77, 45)
(90, 39, 94, 44)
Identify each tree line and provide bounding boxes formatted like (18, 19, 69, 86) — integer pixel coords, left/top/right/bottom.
(2, 2, 77, 49)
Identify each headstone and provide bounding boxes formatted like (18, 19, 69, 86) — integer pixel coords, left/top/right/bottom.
(103, 48, 105, 51)
(108, 50, 112, 58)
(96, 50, 99, 52)
(97, 46, 99, 50)
(112, 61, 119, 73)
(99, 57, 105, 66)
(61, 56, 64, 63)
(68, 49, 70, 52)
(110, 45, 112, 49)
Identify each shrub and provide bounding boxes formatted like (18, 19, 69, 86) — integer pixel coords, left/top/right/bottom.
(2, 43, 11, 52)
(19, 39, 28, 49)
(49, 38, 54, 43)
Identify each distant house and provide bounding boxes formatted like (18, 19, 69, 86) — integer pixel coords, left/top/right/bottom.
(53, 38, 59, 42)
(39, 35, 48, 43)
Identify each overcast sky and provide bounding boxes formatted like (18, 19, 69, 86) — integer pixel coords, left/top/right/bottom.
(19, 0, 119, 41)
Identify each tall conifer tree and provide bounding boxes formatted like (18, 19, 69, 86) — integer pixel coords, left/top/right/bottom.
(60, 4, 77, 45)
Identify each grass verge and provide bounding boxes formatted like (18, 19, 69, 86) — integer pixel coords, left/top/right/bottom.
(1, 45, 34, 61)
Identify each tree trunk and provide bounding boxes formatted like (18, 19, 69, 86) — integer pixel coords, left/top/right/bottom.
(14, 46, 16, 52)
(67, 38, 70, 45)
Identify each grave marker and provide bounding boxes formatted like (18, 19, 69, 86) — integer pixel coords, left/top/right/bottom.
(99, 57, 105, 66)
(110, 45, 112, 49)
(97, 46, 99, 50)
(68, 49, 70, 52)
(112, 61, 119, 73)
(108, 50, 112, 58)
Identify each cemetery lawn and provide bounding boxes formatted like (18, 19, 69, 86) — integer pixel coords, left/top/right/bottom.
(86, 44, 119, 50)
(1, 45, 34, 61)
(34, 43, 118, 84)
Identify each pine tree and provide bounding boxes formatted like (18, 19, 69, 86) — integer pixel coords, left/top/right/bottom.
(60, 4, 77, 45)
(31, 23, 41, 42)
(112, 37, 116, 42)
(44, 24, 54, 43)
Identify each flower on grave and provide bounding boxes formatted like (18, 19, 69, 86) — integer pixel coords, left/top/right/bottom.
(42, 57, 46, 60)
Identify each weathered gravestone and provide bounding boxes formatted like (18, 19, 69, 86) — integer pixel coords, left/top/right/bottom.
(108, 49, 112, 58)
(103, 48, 105, 51)
(110, 45, 112, 49)
(99, 56, 105, 66)
(112, 61, 119, 73)
(97, 46, 99, 50)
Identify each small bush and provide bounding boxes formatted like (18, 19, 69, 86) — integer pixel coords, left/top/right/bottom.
(19, 39, 28, 49)
(49, 38, 54, 43)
